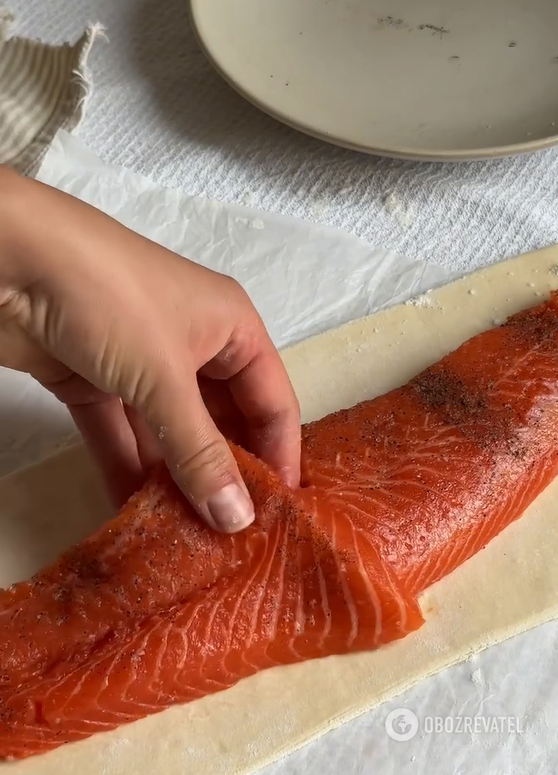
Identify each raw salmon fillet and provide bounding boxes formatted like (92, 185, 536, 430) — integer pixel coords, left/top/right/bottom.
(2, 294, 558, 760)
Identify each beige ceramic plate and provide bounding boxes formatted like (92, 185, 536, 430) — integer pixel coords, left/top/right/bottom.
(190, 0, 558, 161)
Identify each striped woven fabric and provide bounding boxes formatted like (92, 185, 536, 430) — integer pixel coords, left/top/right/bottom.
(0, 9, 101, 175)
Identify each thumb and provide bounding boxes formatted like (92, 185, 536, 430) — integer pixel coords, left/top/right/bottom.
(140, 376, 255, 534)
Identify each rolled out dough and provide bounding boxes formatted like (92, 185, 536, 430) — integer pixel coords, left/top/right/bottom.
(2, 247, 558, 775)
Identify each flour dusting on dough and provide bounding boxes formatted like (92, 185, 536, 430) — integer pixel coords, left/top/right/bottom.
(405, 293, 436, 309)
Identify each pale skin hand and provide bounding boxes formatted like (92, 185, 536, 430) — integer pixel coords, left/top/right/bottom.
(0, 166, 301, 533)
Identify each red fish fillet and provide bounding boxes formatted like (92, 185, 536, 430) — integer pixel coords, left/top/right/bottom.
(2, 294, 558, 760)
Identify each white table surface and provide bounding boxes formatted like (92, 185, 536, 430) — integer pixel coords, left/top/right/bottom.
(3, 1, 558, 773)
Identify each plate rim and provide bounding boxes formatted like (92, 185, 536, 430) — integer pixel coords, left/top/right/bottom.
(189, 0, 558, 162)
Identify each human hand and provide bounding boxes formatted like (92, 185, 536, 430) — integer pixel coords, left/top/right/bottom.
(0, 168, 301, 533)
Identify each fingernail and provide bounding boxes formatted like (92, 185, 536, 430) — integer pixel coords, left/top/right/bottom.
(206, 484, 255, 533)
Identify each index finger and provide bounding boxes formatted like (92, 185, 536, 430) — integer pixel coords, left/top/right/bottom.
(227, 339, 301, 488)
